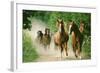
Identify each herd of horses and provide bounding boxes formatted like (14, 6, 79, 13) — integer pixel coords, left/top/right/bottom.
(36, 28, 51, 50)
(36, 19, 84, 59)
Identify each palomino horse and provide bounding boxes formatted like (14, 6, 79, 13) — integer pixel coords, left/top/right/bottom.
(69, 21, 84, 59)
(54, 19, 69, 58)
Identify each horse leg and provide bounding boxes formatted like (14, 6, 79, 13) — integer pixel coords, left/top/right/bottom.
(60, 44, 63, 59)
(77, 42, 81, 59)
(72, 43, 77, 58)
(72, 33, 77, 58)
(65, 42, 68, 56)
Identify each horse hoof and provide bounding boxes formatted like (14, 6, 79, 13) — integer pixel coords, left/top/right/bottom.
(66, 53, 68, 56)
(75, 54, 78, 58)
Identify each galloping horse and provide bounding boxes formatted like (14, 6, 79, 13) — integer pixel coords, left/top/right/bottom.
(69, 21, 84, 59)
(54, 19, 69, 58)
(37, 30, 43, 44)
(43, 28, 51, 50)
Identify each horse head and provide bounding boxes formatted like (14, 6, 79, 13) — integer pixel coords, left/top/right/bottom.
(45, 28, 50, 35)
(56, 19, 65, 33)
(37, 30, 43, 38)
(68, 20, 74, 34)
(79, 22, 84, 33)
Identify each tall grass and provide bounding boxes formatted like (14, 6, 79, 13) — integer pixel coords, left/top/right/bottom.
(82, 36, 91, 59)
(23, 30, 39, 62)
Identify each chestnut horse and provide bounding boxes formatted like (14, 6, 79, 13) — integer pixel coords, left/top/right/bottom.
(69, 21, 84, 59)
(54, 19, 69, 58)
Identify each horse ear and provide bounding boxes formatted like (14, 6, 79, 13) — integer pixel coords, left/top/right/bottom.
(72, 21, 75, 25)
(57, 19, 59, 23)
(56, 19, 59, 27)
(61, 19, 64, 24)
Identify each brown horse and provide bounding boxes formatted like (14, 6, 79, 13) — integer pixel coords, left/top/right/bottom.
(43, 28, 51, 50)
(54, 19, 69, 58)
(69, 21, 84, 59)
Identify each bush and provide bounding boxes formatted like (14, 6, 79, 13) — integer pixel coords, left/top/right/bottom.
(23, 30, 39, 62)
(82, 36, 91, 59)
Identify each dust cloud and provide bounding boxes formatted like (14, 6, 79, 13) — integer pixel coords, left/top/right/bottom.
(27, 18, 78, 61)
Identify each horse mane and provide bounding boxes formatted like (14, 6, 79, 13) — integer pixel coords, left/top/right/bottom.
(71, 22, 80, 37)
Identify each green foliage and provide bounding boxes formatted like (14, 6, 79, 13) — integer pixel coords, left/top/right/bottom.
(82, 36, 91, 58)
(23, 10, 31, 30)
(23, 10, 91, 35)
(23, 30, 39, 62)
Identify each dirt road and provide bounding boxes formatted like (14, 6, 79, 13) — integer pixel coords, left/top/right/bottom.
(28, 19, 88, 62)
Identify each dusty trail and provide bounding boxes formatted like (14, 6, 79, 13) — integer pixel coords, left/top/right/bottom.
(28, 19, 86, 62)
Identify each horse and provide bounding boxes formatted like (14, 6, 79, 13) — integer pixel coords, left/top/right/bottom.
(43, 28, 51, 50)
(36, 30, 43, 44)
(69, 21, 84, 59)
(54, 19, 69, 58)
